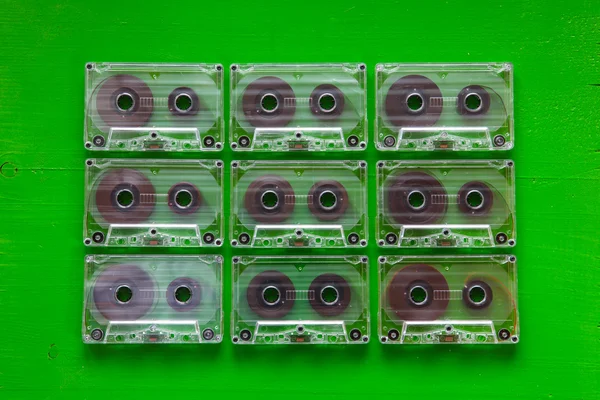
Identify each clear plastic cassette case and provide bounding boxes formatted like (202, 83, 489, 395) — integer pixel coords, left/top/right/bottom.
(230, 63, 367, 152)
(232, 256, 370, 344)
(83, 255, 223, 344)
(84, 159, 223, 247)
(379, 255, 519, 344)
(377, 160, 515, 248)
(375, 63, 513, 151)
(85, 62, 223, 151)
(230, 160, 368, 248)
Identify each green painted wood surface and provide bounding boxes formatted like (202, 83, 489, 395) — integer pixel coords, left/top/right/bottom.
(0, 0, 598, 398)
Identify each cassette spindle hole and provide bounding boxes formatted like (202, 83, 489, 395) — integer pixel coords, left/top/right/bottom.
(468, 285, 486, 305)
(320, 285, 340, 306)
(174, 189, 193, 210)
(261, 190, 279, 211)
(407, 190, 426, 211)
(262, 285, 281, 306)
(115, 92, 135, 113)
(174, 285, 192, 305)
(174, 93, 193, 113)
(260, 93, 279, 113)
(319, 190, 337, 211)
(318, 93, 336, 113)
(409, 285, 428, 306)
(465, 190, 484, 210)
(406, 92, 425, 114)
(114, 285, 133, 304)
(116, 189, 135, 209)
(464, 92, 483, 113)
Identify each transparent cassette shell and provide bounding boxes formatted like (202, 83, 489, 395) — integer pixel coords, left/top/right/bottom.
(84, 159, 223, 247)
(83, 254, 223, 344)
(379, 255, 519, 344)
(376, 160, 515, 248)
(232, 256, 370, 344)
(85, 62, 223, 151)
(375, 63, 513, 151)
(230, 63, 367, 152)
(230, 160, 368, 248)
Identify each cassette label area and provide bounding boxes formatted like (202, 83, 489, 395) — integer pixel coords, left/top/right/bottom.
(376, 160, 515, 248)
(379, 255, 519, 344)
(84, 159, 223, 247)
(85, 62, 223, 151)
(231, 160, 368, 248)
(83, 255, 222, 344)
(230, 64, 367, 152)
(232, 256, 369, 344)
(376, 63, 513, 151)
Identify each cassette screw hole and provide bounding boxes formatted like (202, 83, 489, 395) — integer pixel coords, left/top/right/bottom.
(511, 336, 518, 343)
(442, 229, 450, 236)
(91, 328, 103, 341)
(385, 233, 398, 244)
(350, 329, 362, 341)
(388, 329, 400, 341)
(508, 239, 515, 246)
(406, 93, 424, 113)
(203, 136, 215, 147)
(359, 64, 366, 71)
(231, 240, 238, 246)
(232, 162, 239, 168)
(379, 257, 387, 263)
(260, 93, 278, 113)
(507, 161, 514, 167)
(86, 160, 93, 166)
(238, 233, 250, 245)
(509, 256, 516, 262)
(150, 229, 157, 235)
(84, 238, 92, 245)
(232, 337, 239, 343)
(360, 142, 366, 148)
(381, 336, 388, 343)
(216, 161, 223, 168)
(361, 257, 368, 263)
(92, 232, 104, 243)
(202, 329, 215, 341)
(498, 329, 510, 341)
(359, 161, 367, 168)
(150, 132, 158, 139)
(377, 161, 385, 168)
(231, 65, 238, 71)
(238, 136, 250, 147)
(360, 239, 367, 246)
(216, 65, 223, 71)
(85, 142, 92, 148)
(116, 93, 134, 112)
(175, 285, 192, 304)
(295, 229, 303, 237)
(445, 325, 453, 332)
(348, 233, 359, 244)
(86, 63, 93, 70)
(231, 142, 238, 149)
(232, 257, 240, 264)
(384, 135, 396, 147)
(115, 285, 133, 304)
(297, 326, 305, 333)
(216, 143, 222, 149)
(203, 232, 215, 244)
(240, 329, 252, 341)
(493, 135, 506, 147)
(362, 336, 368, 343)
(495, 232, 508, 244)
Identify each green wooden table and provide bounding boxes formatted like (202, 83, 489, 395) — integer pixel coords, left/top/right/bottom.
(0, 0, 598, 398)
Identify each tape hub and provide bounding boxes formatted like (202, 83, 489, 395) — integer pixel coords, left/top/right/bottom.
(167, 182, 202, 215)
(406, 92, 425, 114)
(115, 188, 136, 209)
(168, 87, 200, 117)
(245, 175, 295, 223)
(167, 277, 202, 311)
(387, 172, 447, 225)
(384, 75, 443, 127)
(247, 271, 295, 319)
(261, 285, 281, 306)
(115, 92, 136, 113)
(309, 84, 345, 119)
(457, 181, 494, 216)
(308, 180, 349, 221)
(465, 189, 484, 210)
(463, 280, 493, 309)
(242, 76, 296, 127)
(318, 190, 338, 211)
(309, 273, 351, 317)
(317, 93, 337, 113)
(96, 74, 153, 127)
(407, 190, 427, 211)
(457, 85, 491, 116)
(260, 93, 279, 113)
(320, 285, 340, 306)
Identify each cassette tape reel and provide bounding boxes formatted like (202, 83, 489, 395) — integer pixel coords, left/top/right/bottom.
(376, 160, 515, 248)
(85, 62, 223, 151)
(230, 64, 367, 151)
(84, 159, 223, 247)
(83, 255, 222, 344)
(376, 63, 513, 151)
(231, 160, 368, 248)
(379, 255, 519, 344)
(232, 256, 369, 344)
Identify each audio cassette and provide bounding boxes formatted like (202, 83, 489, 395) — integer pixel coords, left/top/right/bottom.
(230, 160, 368, 248)
(379, 255, 519, 344)
(376, 63, 513, 151)
(232, 256, 369, 344)
(84, 158, 223, 247)
(376, 160, 515, 248)
(85, 62, 223, 151)
(83, 254, 222, 344)
(230, 63, 367, 151)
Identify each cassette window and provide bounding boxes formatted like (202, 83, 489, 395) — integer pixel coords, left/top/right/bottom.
(232, 256, 369, 344)
(379, 255, 519, 344)
(230, 160, 368, 248)
(84, 159, 223, 247)
(230, 63, 367, 152)
(376, 160, 516, 248)
(83, 255, 222, 344)
(85, 62, 223, 151)
(375, 63, 513, 151)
